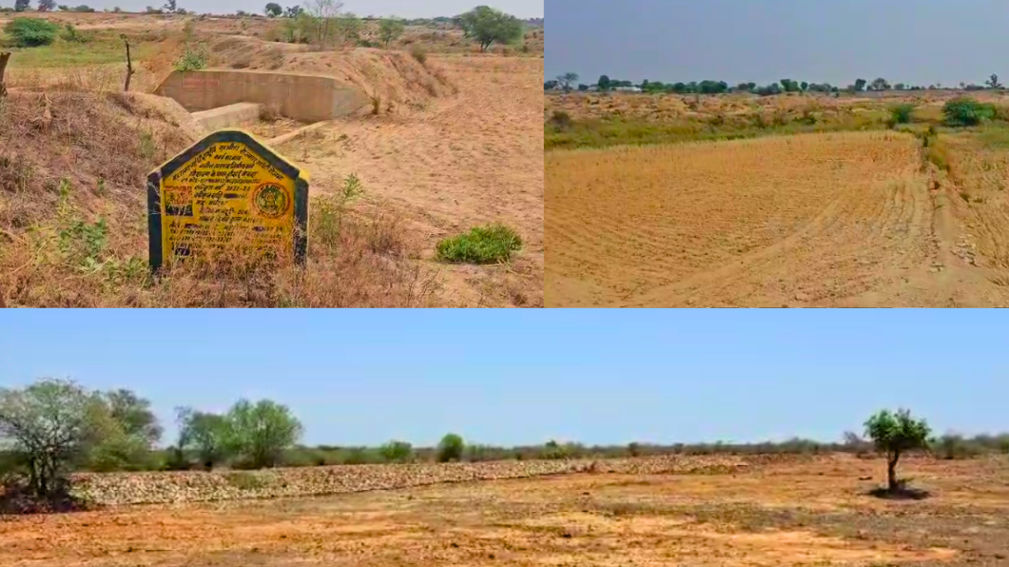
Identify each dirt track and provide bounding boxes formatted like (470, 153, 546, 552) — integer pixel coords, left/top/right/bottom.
(546, 130, 1009, 307)
(2, 455, 1006, 566)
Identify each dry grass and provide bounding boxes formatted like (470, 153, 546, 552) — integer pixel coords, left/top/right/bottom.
(0, 91, 440, 307)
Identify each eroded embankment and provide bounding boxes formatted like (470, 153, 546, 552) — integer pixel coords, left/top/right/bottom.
(207, 36, 455, 115)
(71, 456, 749, 506)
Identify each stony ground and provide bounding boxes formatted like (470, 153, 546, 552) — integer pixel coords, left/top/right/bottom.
(2, 454, 1007, 566)
(69, 456, 745, 506)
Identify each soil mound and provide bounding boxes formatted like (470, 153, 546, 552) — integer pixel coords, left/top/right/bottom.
(208, 36, 455, 114)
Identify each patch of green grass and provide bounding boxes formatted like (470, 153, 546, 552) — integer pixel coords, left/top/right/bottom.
(973, 125, 1009, 149)
(545, 110, 895, 151)
(3, 32, 154, 68)
(436, 223, 522, 264)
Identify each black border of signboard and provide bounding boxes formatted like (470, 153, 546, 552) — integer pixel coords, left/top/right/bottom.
(146, 130, 309, 272)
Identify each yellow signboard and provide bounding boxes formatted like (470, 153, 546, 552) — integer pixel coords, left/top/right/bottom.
(146, 130, 308, 271)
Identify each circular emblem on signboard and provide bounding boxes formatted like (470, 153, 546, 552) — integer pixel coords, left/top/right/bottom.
(252, 182, 290, 218)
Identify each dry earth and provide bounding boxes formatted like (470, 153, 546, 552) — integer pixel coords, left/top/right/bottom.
(546, 129, 1009, 307)
(277, 54, 544, 307)
(2, 454, 1007, 566)
(0, 13, 543, 307)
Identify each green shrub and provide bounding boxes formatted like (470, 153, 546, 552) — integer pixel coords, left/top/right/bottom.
(436, 223, 522, 264)
(379, 440, 413, 463)
(174, 45, 208, 71)
(437, 433, 464, 462)
(4, 17, 60, 47)
(943, 97, 996, 126)
(890, 103, 915, 125)
(59, 22, 89, 43)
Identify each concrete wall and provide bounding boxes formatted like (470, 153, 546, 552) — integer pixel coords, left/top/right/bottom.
(191, 102, 261, 130)
(155, 69, 370, 122)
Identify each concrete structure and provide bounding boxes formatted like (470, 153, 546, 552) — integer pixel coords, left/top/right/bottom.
(191, 102, 261, 130)
(155, 69, 370, 122)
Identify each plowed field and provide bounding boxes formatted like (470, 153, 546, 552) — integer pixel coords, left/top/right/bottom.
(546, 130, 1009, 306)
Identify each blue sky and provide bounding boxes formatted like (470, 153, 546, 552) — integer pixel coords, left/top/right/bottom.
(1, 310, 1005, 447)
(546, 0, 1009, 87)
(2, 0, 541, 18)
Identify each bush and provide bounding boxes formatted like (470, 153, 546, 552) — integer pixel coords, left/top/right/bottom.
(4, 17, 60, 47)
(379, 440, 413, 463)
(437, 433, 464, 462)
(59, 23, 89, 43)
(436, 224, 522, 264)
(890, 103, 915, 125)
(943, 97, 996, 126)
(548, 110, 573, 130)
(174, 46, 208, 71)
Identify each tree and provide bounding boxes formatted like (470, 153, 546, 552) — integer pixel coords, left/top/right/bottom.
(800, 81, 808, 92)
(176, 407, 235, 469)
(870, 77, 890, 91)
(437, 433, 464, 462)
(14, 0, 30, 10)
(854, 78, 867, 92)
(162, 0, 176, 12)
(864, 409, 931, 492)
(597, 74, 611, 91)
(83, 389, 162, 471)
(456, 5, 523, 52)
(556, 72, 578, 92)
(379, 440, 412, 463)
(378, 17, 404, 46)
(987, 73, 1002, 89)
(264, 2, 282, 16)
(227, 399, 302, 468)
(38, 0, 56, 11)
(103, 389, 161, 445)
(283, 4, 301, 17)
(0, 379, 96, 499)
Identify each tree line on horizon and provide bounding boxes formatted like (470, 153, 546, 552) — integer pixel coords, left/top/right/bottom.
(546, 72, 1006, 95)
(1, 378, 1007, 505)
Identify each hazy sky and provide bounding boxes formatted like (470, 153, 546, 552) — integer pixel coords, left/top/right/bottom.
(2, 310, 1006, 447)
(546, 0, 1009, 87)
(3, 0, 542, 18)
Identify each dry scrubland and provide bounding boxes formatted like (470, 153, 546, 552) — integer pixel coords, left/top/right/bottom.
(2, 454, 1008, 566)
(546, 92, 1009, 306)
(0, 13, 543, 307)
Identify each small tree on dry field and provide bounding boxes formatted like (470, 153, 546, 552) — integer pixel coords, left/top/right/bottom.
(864, 408, 931, 492)
(437, 433, 464, 462)
(456, 5, 523, 52)
(227, 399, 303, 468)
(0, 379, 95, 499)
(176, 407, 236, 469)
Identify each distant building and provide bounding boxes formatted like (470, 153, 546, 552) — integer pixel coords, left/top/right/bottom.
(614, 86, 643, 93)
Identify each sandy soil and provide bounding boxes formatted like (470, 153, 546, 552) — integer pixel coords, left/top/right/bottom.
(279, 55, 544, 307)
(546, 130, 1009, 307)
(1, 13, 543, 307)
(2, 455, 1006, 566)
